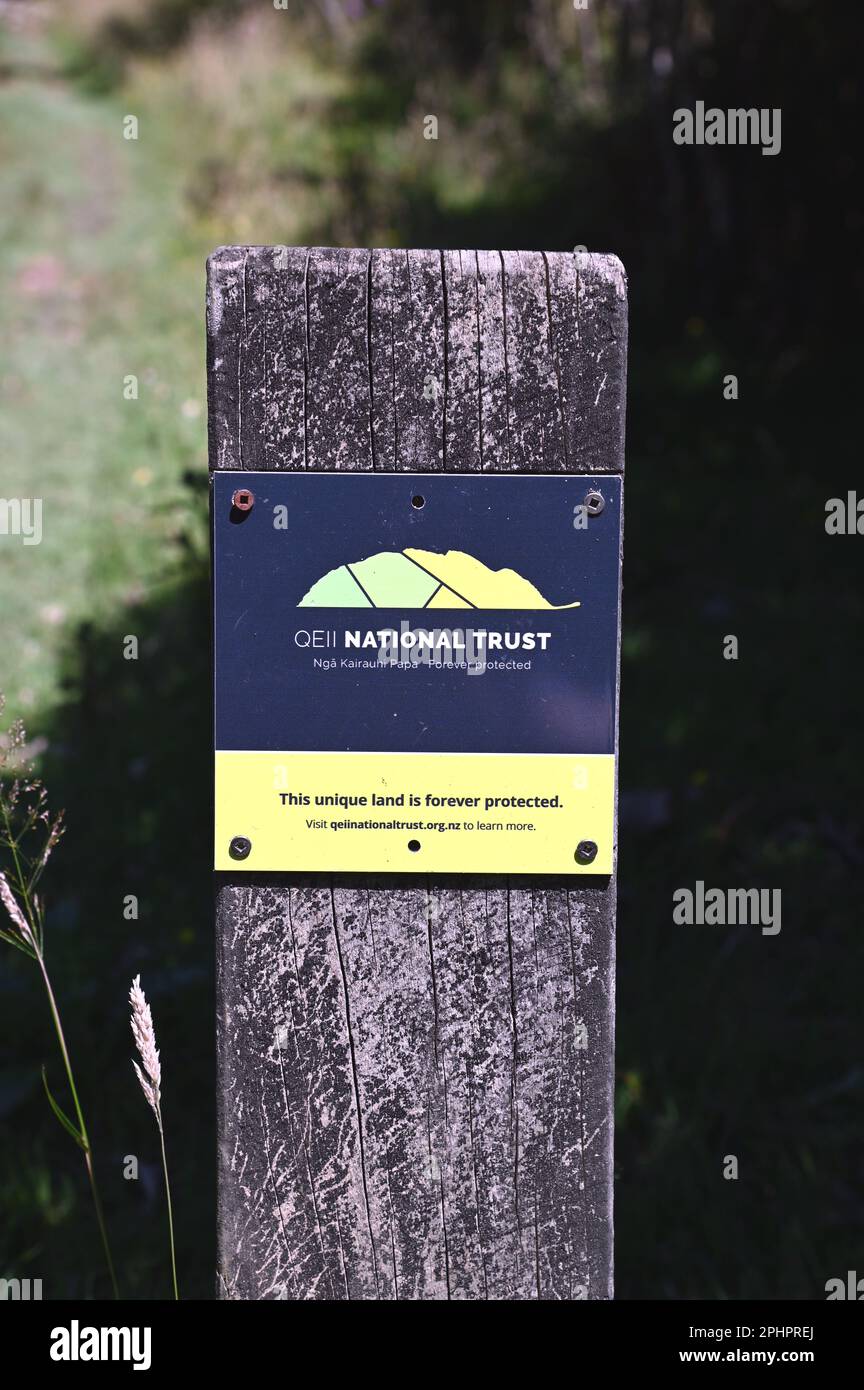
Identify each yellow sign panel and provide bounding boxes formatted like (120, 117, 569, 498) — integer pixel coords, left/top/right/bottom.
(215, 752, 615, 874)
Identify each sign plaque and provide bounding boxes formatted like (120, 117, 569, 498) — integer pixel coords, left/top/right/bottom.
(214, 471, 621, 874)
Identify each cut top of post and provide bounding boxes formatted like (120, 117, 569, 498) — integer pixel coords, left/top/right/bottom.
(207, 247, 627, 478)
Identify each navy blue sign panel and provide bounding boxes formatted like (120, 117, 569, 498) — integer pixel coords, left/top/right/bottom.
(213, 472, 622, 757)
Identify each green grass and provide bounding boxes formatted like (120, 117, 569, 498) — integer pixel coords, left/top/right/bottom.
(0, 15, 204, 722)
(0, 10, 211, 1298)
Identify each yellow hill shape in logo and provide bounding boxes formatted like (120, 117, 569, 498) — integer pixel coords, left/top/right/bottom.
(298, 548, 580, 610)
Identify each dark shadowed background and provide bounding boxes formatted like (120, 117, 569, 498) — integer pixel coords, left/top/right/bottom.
(0, 0, 861, 1299)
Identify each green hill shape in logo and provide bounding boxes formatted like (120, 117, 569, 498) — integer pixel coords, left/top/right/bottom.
(298, 548, 580, 610)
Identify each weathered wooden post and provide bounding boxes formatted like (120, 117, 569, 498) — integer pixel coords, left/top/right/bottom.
(207, 247, 627, 1300)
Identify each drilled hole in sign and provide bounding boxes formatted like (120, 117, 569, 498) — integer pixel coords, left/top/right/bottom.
(411, 495, 425, 509)
(408, 839, 421, 852)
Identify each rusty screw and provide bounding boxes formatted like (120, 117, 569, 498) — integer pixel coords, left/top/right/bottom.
(229, 836, 252, 860)
(231, 488, 255, 513)
(584, 490, 604, 517)
(575, 840, 598, 865)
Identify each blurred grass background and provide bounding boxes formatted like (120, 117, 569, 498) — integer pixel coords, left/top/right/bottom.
(0, 0, 862, 1298)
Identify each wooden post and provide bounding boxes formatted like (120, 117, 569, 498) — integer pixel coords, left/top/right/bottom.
(207, 247, 627, 1300)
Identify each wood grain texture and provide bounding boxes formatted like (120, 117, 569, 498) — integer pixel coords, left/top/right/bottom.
(207, 246, 627, 1300)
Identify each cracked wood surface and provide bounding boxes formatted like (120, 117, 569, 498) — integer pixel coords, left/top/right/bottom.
(208, 247, 627, 1300)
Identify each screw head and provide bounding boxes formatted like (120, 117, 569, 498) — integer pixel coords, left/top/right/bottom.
(575, 840, 598, 865)
(229, 836, 252, 861)
(231, 488, 255, 513)
(584, 490, 604, 516)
